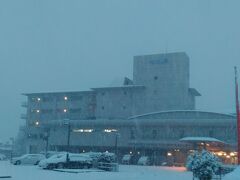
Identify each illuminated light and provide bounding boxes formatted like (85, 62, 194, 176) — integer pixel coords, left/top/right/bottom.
(64, 96, 68, 100)
(73, 129, 93, 133)
(218, 152, 223, 156)
(83, 150, 85, 153)
(106, 151, 109, 153)
(230, 152, 235, 156)
(104, 129, 118, 133)
(36, 110, 40, 113)
(200, 143, 204, 145)
(226, 155, 231, 159)
(35, 121, 39, 126)
(206, 144, 210, 147)
(63, 109, 67, 113)
(137, 152, 140, 155)
(223, 153, 227, 156)
(37, 98, 41, 101)
(167, 152, 172, 156)
(129, 151, 132, 154)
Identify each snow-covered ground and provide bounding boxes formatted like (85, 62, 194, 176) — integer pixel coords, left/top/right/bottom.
(0, 161, 192, 180)
(224, 166, 240, 180)
(1, 160, 238, 180)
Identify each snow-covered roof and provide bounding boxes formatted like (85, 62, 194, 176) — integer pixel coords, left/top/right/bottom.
(180, 137, 225, 144)
(91, 85, 145, 91)
(128, 110, 236, 119)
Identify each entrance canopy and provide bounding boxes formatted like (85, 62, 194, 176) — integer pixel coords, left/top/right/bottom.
(180, 137, 226, 144)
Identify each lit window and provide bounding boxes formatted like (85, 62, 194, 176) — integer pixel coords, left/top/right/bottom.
(35, 121, 39, 126)
(104, 129, 118, 133)
(36, 110, 40, 113)
(64, 96, 68, 101)
(63, 109, 67, 113)
(129, 151, 132, 154)
(73, 129, 93, 133)
(37, 98, 41, 101)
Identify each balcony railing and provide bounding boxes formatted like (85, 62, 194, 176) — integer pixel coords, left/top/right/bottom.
(20, 114, 27, 119)
(21, 102, 28, 107)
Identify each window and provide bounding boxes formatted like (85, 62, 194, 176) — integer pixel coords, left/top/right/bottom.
(122, 106, 126, 110)
(101, 106, 105, 110)
(154, 76, 158, 80)
(70, 95, 83, 101)
(130, 129, 136, 139)
(101, 92, 105, 96)
(123, 91, 127, 95)
(152, 129, 157, 139)
(209, 130, 214, 137)
(41, 109, 53, 114)
(69, 108, 81, 113)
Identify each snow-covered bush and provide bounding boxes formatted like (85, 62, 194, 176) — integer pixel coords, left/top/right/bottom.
(97, 152, 116, 163)
(186, 150, 222, 180)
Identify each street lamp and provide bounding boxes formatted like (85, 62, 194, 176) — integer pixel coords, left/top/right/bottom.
(43, 129, 50, 158)
(63, 119, 71, 162)
(114, 133, 120, 163)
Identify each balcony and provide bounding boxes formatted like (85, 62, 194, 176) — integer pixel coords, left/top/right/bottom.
(21, 102, 28, 107)
(20, 114, 27, 119)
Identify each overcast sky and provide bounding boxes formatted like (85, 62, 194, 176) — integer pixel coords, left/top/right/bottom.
(0, 0, 240, 142)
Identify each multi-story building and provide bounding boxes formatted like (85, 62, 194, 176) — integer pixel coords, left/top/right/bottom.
(20, 52, 237, 165)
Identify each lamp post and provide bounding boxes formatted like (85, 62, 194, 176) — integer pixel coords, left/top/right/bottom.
(234, 66, 240, 165)
(43, 129, 50, 158)
(10, 137, 14, 162)
(63, 119, 71, 162)
(114, 133, 120, 163)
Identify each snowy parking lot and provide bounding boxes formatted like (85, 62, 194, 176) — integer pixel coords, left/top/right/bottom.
(1, 161, 239, 180)
(0, 161, 193, 180)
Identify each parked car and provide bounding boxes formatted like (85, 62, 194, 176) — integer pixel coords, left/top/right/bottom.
(137, 156, 150, 166)
(0, 153, 7, 160)
(39, 151, 62, 158)
(11, 154, 45, 165)
(39, 153, 93, 170)
(122, 154, 132, 164)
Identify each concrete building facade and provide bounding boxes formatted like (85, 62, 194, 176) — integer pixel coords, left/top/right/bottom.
(19, 52, 237, 165)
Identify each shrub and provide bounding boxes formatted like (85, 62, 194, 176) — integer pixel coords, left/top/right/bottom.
(186, 150, 222, 180)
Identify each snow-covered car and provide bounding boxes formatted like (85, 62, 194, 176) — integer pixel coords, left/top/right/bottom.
(39, 153, 93, 170)
(11, 154, 45, 165)
(39, 151, 63, 158)
(0, 153, 7, 160)
(122, 154, 132, 164)
(137, 156, 150, 166)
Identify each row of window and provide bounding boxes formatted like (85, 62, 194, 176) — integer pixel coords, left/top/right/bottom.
(30, 96, 83, 103)
(100, 91, 128, 96)
(30, 108, 82, 114)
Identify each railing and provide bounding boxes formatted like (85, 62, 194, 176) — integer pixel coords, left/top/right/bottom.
(20, 114, 27, 119)
(98, 162, 119, 172)
(21, 102, 28, 107)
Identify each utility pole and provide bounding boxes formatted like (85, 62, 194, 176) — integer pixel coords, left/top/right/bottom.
(234, 66, 240, 165)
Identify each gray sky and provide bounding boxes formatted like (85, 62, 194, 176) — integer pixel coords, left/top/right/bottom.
(0, 0, 240, 142)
